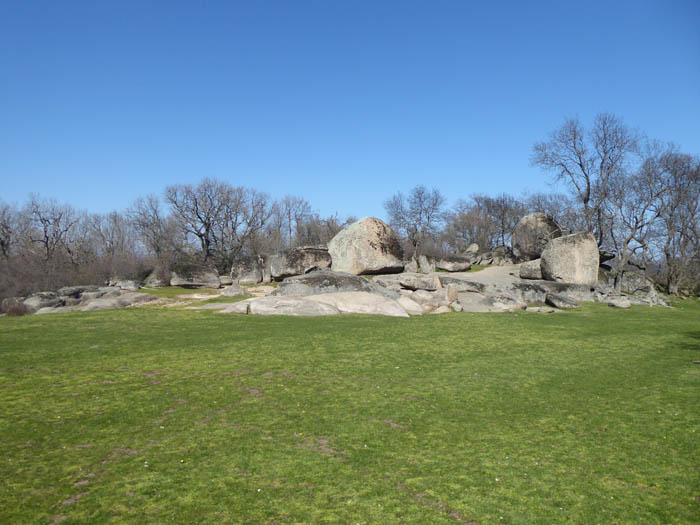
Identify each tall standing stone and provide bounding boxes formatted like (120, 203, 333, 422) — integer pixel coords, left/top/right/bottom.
(540, 232, 599, 285)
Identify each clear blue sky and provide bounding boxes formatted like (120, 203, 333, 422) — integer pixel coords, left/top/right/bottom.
(1, 0, 698, 221)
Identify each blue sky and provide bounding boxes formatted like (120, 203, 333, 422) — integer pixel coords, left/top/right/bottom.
(1, 0, 698, 220)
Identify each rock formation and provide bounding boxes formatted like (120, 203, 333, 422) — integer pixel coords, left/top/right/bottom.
(540, 232, 599, 285)
(328, 217, 404, 275)
(512, 212, 562, 261)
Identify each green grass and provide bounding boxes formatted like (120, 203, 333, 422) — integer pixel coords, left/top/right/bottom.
(1, 302, 699, 523)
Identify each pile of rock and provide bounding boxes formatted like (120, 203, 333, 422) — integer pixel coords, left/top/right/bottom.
(1, 284, 157, 315)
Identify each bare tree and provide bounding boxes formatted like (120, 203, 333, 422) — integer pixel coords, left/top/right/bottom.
(532, 113, 639, 245)
(164, 178, 234, 262)
(279, 195, 312, 248)
(653, 151, 700, 293)
(0, 201, 18, 258)
(214, 187, 273, 269)
(25, 195, 78, 262)
(384, 185, 446, 256)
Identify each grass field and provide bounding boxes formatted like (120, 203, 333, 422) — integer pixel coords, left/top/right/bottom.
(1, 299, 699, 523)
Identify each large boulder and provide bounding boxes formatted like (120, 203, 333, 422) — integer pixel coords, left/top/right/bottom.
(268, 247, 332, 281)
(512, 213, 562, 262)
(519, 259, 543, 280)
(231, 256, 265, 285)
(417, 255, 436, 274)
(170, 267, 221, 289)
(272, 270, 398, 299)
(328, 217, 404, 275)
(23, 292, 64, 313)
(540, 232, 599, 285)
(436, 256, 472, 272)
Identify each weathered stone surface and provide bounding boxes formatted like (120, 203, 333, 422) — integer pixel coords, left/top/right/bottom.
(231, 257, 265, 285)
(607, 296, 632, 308)
(219, 275, 233, 286)
(436, 256, 472, 272)
(512, 212, 562, 262)
(328, 217, 404, 275)
(272, 270, 398, 299)
(79, 292, 157, 311)
(492, 246, 516, 266)
(434, 277, 486, 294)
(57, 285, 101, 298)
(540, 232, 599, 285)
(306, 292, 409, 317)
(144, 270, 168, 287)
(403, 256, 419, 273)
(430, 305, 452, 314)
(399, 275, 440, 291)
(397, 295, 424, 315)
(545, 293, 579, 309)
(446, 283, 458, 303)
(23, 292, 63, 313)
(519, 259, 543, 280)
(221, 284, 246, 297)
(457, 292, 526, 313)
(170, 268, 221, 289)
(417, 255, 436, 274)
(110, 280, 141, 291)
(269, 247, 332, 281)
(451, 302, 463, 312)
(226, 296, 340, 316)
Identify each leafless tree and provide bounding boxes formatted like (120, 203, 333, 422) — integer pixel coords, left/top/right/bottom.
(532, 113, 639, 245)
(214, 187, 273, 269)
(0, 201, 18, 258)
(25, 195, 78, 262)
(164, 178, 234, 262)
(128, 194, 177, 258)
(384, 185, 446, 256)
(652, 151, 700, 293)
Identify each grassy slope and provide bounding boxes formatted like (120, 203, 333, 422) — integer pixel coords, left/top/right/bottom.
(1, 302, 699, 523)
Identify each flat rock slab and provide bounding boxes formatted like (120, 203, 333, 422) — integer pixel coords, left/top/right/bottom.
(220, 296, 341, 316)
(219, 292, 410, 317)
(306, 292, 409, 317)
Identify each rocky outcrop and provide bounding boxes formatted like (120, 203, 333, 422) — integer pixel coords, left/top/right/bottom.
(328, 217, 404, 275)
(403, 256, 419, 273)
(170, 266, 221, 289)
(436, 256, 472, 272)
(231, 256, 266, 285)
(268, 247, 332, 281)
(512, 213, 562, 262)
(5, 286, 158, 315)
(418, 255, 436, 273)
(545, 293, 579, 309)
(540, 232, 599, 285)
(109, 279, 141, 291)
(306, 292, 409, 317)
(519, 259, 542, 280)
(272, 270, 398, 299)
(222, 296, 340, 316)
(22, 292, 63, 313)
